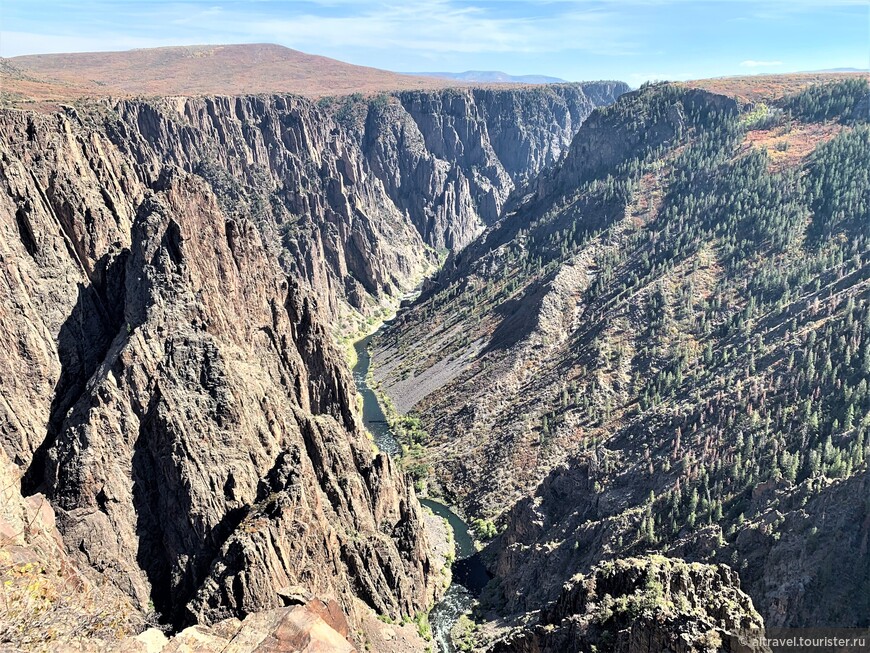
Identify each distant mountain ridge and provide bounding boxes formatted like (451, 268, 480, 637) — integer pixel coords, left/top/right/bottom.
(0, 45, 584, 106)
(800, 67, 867, 73)
(0, 43, 468, 103)
(407, 70, 567, 84)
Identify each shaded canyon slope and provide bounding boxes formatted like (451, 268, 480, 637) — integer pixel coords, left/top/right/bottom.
(372, 77, 870, 634)
(491, 556, 766, 653)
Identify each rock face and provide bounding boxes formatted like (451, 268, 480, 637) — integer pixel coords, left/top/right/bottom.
(356, 85, 627, 252)
(0, 81, 626, 644)
(99, 83, 626, 327)
(106, 94, 430, 324)
(491, 556, 766, 653)
(728, 470, 870, 628)
(160, 601, 357, 653)
(488, 460, 870, 629)
(0, 107, 435, 644)
(0, 448, 141, 648)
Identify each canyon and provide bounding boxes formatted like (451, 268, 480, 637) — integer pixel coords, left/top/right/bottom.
(1, 45, 867, 652)
(0, 62, 630, 651)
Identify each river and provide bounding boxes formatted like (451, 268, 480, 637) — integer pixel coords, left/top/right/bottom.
(352, 334, 489, 653)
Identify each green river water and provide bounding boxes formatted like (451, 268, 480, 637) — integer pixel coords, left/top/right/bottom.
(352, 334, 489, 653)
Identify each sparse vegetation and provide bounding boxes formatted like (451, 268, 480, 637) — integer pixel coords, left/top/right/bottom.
(0, 560, 141, 651)
(472, 518, 498, 540)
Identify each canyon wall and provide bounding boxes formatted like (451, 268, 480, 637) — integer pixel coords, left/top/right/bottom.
(0, 81, 626, 649)
(0, 108, 433, 640)
(372, 81, 870, 633)
(101, 83, 627, 329)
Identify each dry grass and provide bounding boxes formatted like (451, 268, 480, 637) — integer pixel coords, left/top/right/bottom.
(742, 121, 843, 172)
(683, 71, 867, 103)
(0, 558, 141, 651)
(0, 453, 143, 651)
(0, 43, 472, 107)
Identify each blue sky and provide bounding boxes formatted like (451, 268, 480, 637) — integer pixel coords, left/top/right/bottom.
(1, 1, 867, 84)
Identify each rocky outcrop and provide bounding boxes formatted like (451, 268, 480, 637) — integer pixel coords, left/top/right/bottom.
(0, 108, 436, 644)
(1, 452, 356, 652)
(491, 556, 766, 653)
(1, 108, 144, 474)
(57, 601, 357, 653)
(0, 448, 141, 649)
(727, 470, 870, 628)
(537, 87, 737, 198)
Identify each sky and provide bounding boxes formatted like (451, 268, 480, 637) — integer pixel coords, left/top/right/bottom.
(1, 0, 868, 85)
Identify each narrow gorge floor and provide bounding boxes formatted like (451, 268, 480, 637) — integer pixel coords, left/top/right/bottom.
(353, 334, 488, 652)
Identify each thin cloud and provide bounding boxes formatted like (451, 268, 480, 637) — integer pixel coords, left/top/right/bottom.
(0, 0, 865, 80)
(740, 59, 784, 67)
(0, 0, 639, 58)
(240, 2, 638, 57)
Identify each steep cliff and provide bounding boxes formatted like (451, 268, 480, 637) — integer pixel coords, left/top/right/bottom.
(1, 440, 358, 652)
(92, 83, 626, 334)
(0, 79, 627, 649)
(0, 107, 436, 648)
(85, 94, 419, 332)
(349, 84, 626, 251)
